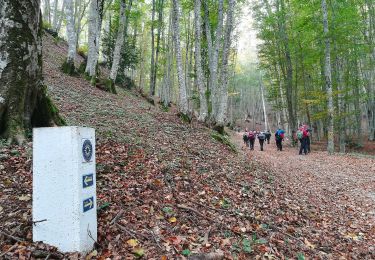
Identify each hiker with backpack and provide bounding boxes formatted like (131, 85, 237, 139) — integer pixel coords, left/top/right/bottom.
(306, 128, 311, 153)
(248, 130, 256, 150)
(257, 131, 266, 151)
(275, 128, 285, 151)
(265, 130, 271, 144)
(243, 128, 249, 147)
(297, 125, 309, 155)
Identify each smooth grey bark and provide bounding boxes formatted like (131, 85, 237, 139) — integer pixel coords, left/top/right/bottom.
(85, 0, 104, 81)
(149, 0, 156, 96)
(216, 0, 235, 126)
(172, 0, 189, 116)
(55, 0, 65, 33)
(209, 0, 224, 121)
(74, 0, 90, 48)
(44, 0, 52, 24)
(194, 0, 208, 121)
(0, 0, 62, 144)
(153, 0, 164, 97)
(109, 0, 126, 82)
(64, 0, 77, 66)
(321, 0, 335, 154)
(278, 0, 296, 133)
(160, 9, 173, 107)
(259, 73, 269, 131)
(52, 0, 59, 29)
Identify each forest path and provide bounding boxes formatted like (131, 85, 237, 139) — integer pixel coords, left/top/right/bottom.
(232, 131, 375, 253)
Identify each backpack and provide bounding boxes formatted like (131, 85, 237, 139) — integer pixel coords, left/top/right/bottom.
(258, 133, 265, 140)
(296, 130, 303, 140)
(248, 132, 255, 140)
(243, 134, 249, 142)
(280, 133, 285, 139)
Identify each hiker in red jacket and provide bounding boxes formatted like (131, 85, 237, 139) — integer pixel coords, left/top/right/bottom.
(297, 125, 309, 155)
(248, 130, 256, 150)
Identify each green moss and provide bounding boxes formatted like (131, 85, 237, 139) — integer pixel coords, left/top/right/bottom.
(179, 112, 192, 123)
(105, 79, 117, 94)
(61, 59, 76, 75)
(31, 85, 66, 127)
(211, 131, 237, 153)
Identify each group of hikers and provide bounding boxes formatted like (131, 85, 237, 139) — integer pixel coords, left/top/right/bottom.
(242, 124, 311, 155)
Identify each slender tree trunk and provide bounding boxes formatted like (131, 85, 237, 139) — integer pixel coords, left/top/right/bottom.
(321, 0, 335, 154)
(216, 0, 235, 127)
(109, 0, 127, 91)
(52, 0, 59, 30)
(44, 0, 52, 24)
(63, 0, 77, 74)
(278, 0, 296, 134)
(0, 0, 64, 144)
(152, 0, 164, 98)
(85, 0, 104, 83)
(149, 0, 156, 96)
(259, 73, 269, 131)
(194, 0, 208, 122)
(55, 0, 65, 33)
(172, 0, 189, 116)
(210, 0, 224, 122)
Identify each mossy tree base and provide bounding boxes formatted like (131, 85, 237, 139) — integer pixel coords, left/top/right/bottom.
(105, 79, 117, 94)
(211, 131, 237, 153)
(178, 112, 192, 123)
(62, 59, 76, 75)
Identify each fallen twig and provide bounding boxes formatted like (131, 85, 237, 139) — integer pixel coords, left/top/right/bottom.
(116, 223, 149, 241)
(110, 210, 124, 225)
(177, 204, 215, 222)
(0, 231, 25, 243)
(0, 244, 18, 258)
(145, 228, 163, 250)
(203, 225, 212, 245)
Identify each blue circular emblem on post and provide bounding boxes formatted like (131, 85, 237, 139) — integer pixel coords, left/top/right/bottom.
(82, 139, 93, 162)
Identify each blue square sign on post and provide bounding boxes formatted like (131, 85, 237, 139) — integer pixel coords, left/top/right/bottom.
(82, 174, 94, 188)
(83, 197, 94, 212)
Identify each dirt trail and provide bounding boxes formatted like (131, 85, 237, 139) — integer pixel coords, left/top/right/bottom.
(233, 131, 375, 255)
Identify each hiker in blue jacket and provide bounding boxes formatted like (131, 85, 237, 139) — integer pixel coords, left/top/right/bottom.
(275, 129, 285, 151)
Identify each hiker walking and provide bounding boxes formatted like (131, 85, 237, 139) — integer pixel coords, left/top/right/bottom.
(258, 131, 266, 151)
(306, 127, 311, 153)
(265, 130, 271, 144)
(248, 130, 256, 150)
(243, 128, 249, 147)
(275, 128, 285, 151)
(297, 125, 309, 155)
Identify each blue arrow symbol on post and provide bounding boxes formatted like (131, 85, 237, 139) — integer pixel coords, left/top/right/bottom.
(83, 197, 94, 212)
(82, 174, 94, 188)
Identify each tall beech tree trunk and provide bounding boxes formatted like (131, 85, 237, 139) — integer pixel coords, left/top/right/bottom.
(52, 0, 59, 30)
(85, 0, 104, 84)
(63, 0, 77, 75)
(216, 0, 235, 127)
(194, 0, 208, 122)
(321, 0, 335, 154)
(55, 0, 65, 33)
(0, 0, 64, 144)
(153, 0, 164, 98)
(109, 0, 127, 93)
(149, 0, 156, 96)
(210, 0, 224, 122)
(172, 0, 189, 117)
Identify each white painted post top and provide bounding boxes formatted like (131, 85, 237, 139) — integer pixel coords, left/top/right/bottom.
(33, 126, 97, 253)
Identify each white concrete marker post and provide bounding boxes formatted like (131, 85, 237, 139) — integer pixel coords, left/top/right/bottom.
(33, 127, 97, 253)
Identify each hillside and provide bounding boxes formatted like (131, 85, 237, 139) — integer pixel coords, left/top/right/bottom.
(0, 34, 374, 259)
